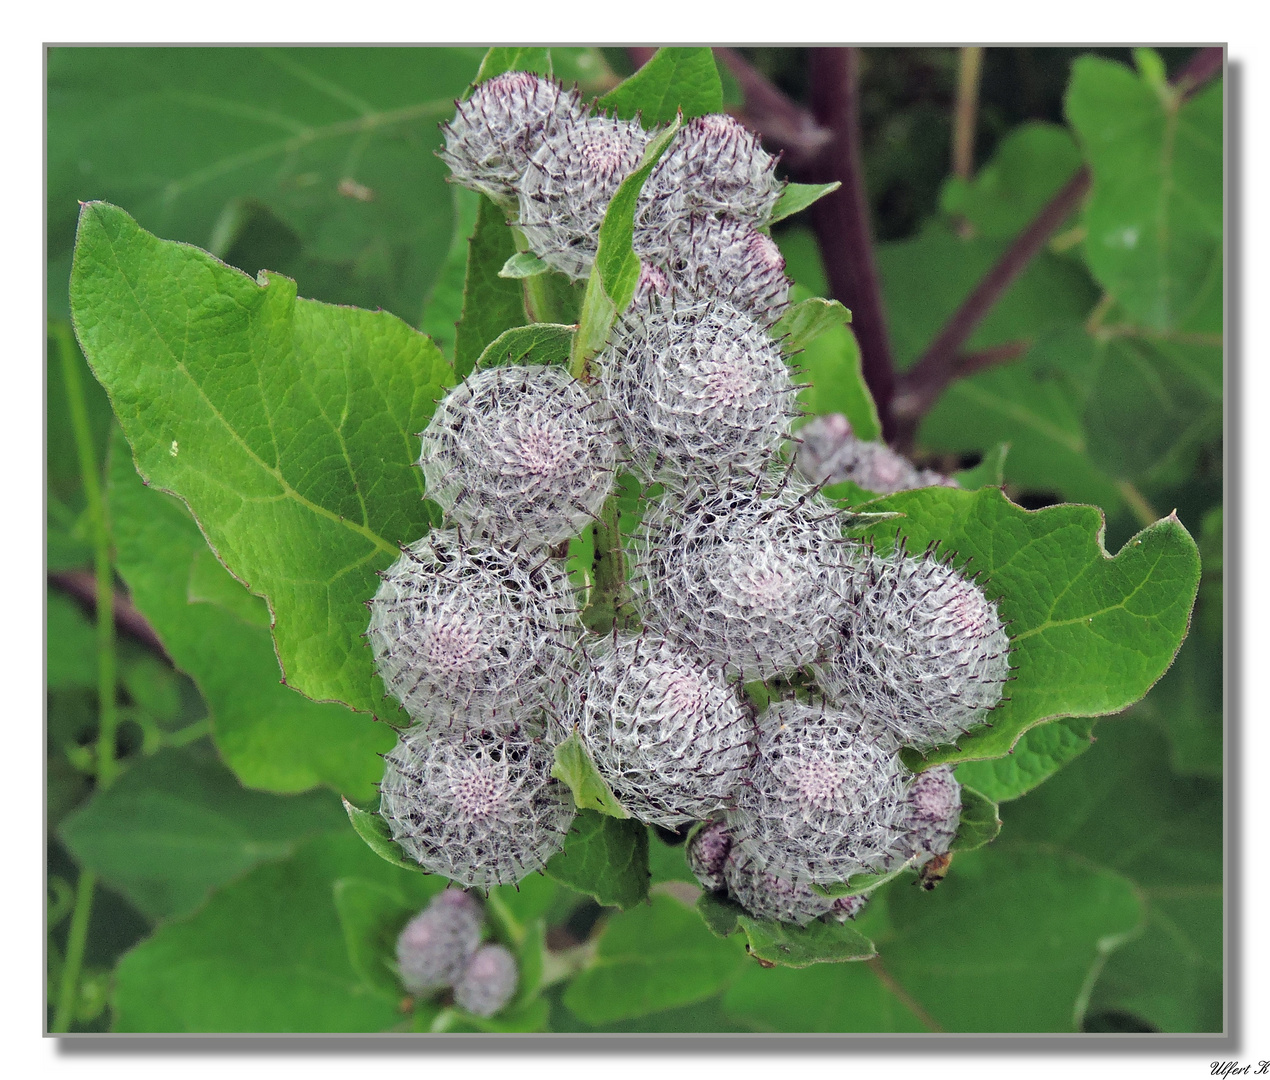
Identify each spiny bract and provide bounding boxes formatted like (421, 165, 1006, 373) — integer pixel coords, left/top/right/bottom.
(395, 889, 483, 995)
(455, 943, 519, 1017)
(367, 529, 578, 731)
(644, 113, 783, 228)
(598, 297, 798, 482)
(517, 115, 652, 279)
(419, 364, 617, 547)
(379, 724, 576, 889)
(633, 475, 856, 681)
(554, 633, 755, 828)
(664, 213, 791, 324)
(440, 72, 587, 210)
(816, 548, 1011, 749)
(726, 699, 910, 886)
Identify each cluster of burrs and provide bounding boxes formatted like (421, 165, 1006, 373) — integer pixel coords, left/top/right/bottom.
(396, 890, 518, 1017)
(365, 69, 1012, 926)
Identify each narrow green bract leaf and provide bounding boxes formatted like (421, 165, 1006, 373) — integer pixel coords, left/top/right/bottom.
(851, 486, 1200, 770)
(769, 181, 841, 224)
(476, 323, 575, 370)
(772, 296, 852, 352)
(456, 195, 526, 379)
(949, 787, 1002, 853)
(696, 893, 876, 967)
(809, 859, 918, 900)
(551, 730, 631, 819)
(544, 810, 649, 909)
(597, 48, 723, 125)
(343, 798, 425, 874)
(596, 117, 682, 311)
(499, 252, 551, 278)
(71, 203, 454, 719)
(421, 186, 481, 359)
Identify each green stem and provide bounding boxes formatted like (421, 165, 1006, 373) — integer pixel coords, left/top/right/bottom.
(512, 228, 562, 324)
(52, 869, 97, 1033)
(52, 323, 119, 1034)
(161, 718, 213, 749)
(581, 490, 637, 635)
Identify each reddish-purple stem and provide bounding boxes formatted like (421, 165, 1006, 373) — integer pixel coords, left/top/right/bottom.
(50, 571, 170, 662)
(807, 48, 898, 439)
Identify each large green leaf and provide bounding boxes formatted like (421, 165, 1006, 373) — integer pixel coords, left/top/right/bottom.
(597, 48, 723, 126)
(940, 122, 1083, 240)
(562, 894, 747, 1024)
(954, 717, 1097, 802)
(108, 426, 392, 799)
(878, 844, 1142, 1032)
(544, 810, 649, 910)
(1066, 54, 1223, 333)
(58, 745, 347, 922)
(723, 957, 926, 1033)
(454, 194, 526, 379)
(112, 831, 437, 1032)
(72, 203, 454, 720)
(877, 226, 1100, 372)
(47, 47, 485, 321)
(1005, 719, 1221, 1031)
(852, 485, 1201, 770)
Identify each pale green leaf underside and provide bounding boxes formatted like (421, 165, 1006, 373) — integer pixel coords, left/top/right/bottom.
(770, 181, 841, 224)
(70, 202, 455, 718)
(551, 730, 631, 819)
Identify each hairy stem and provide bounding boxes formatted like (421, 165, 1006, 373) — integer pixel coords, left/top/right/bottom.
(582, 489, 635, 634)
(807, 48, 897, 440)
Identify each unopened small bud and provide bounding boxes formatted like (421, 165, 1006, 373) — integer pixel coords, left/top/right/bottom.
(395, 889, 482, 995)
(455, 943, 518, 1017)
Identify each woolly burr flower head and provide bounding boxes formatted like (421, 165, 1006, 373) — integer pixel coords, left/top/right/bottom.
(722, 843, 870, 927)
(419, 365, 617, 547)
(686, 818, 733, 891)
(598, 298, 798, 482)
(439, 73, 587, 210)
(367, 529, 579, 731)
(816, 548, 1010, 748)
(633, 476, 856, 680)
(379, 724, 576, 889)
(395, 889, 482, 996)
(664, 214, 791, 324)
(455, 943, 518, 1017)
(892, 764, 962, 862)
(644, 113, 782, 228)
(796, 414, 956, 493)
(555, 634, 755, 828)
(725, 699, 910, 886)
(517, 116, 652, 279)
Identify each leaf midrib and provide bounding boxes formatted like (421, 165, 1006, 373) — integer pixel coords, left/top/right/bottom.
(98, 211, 398, 562)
